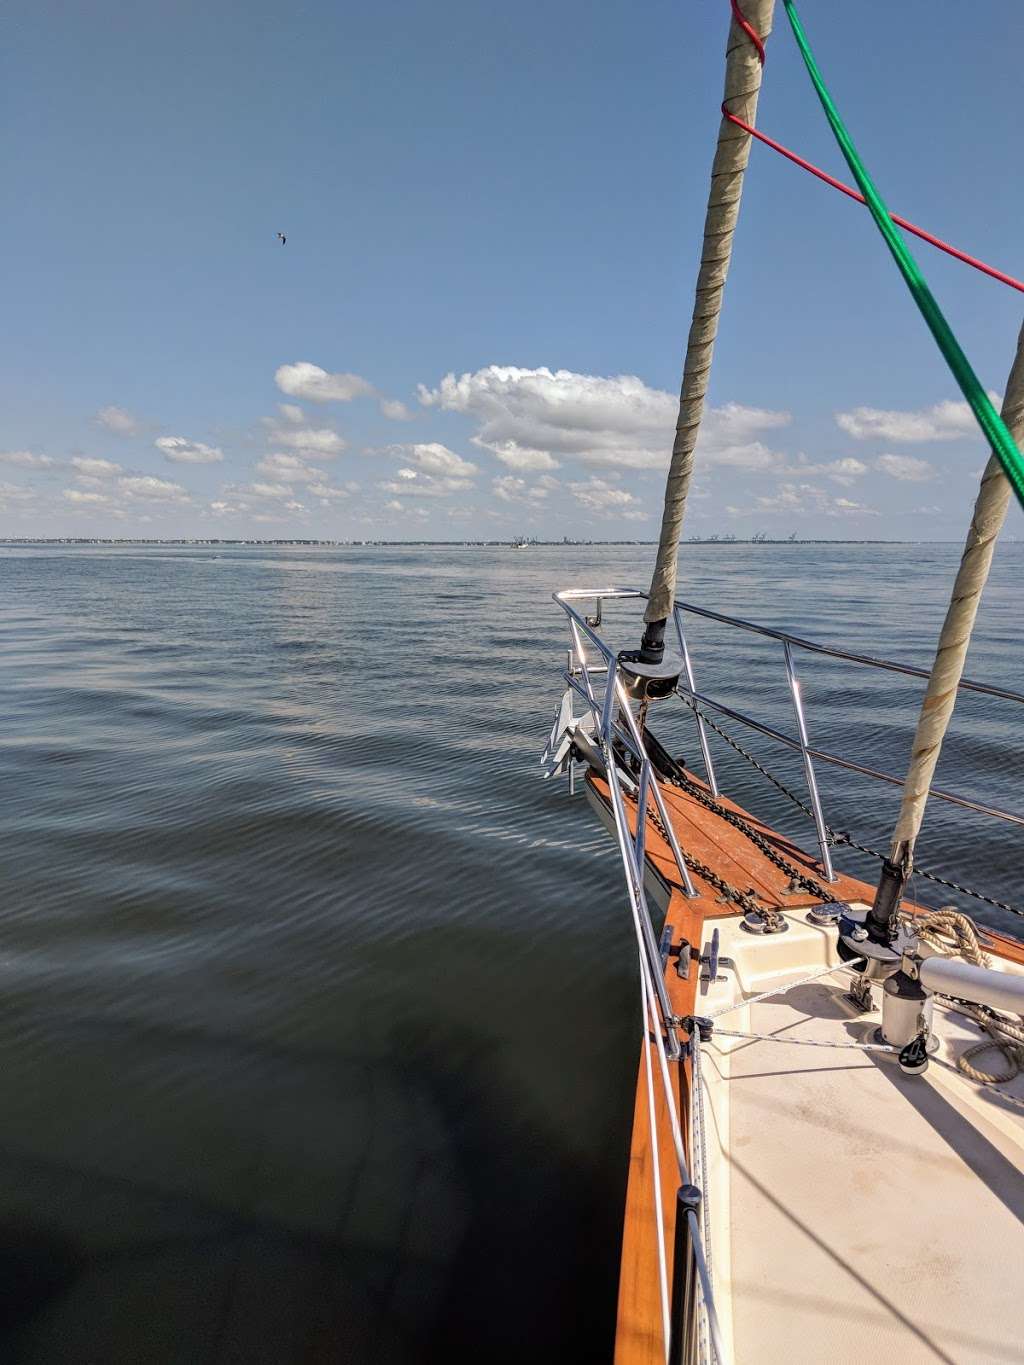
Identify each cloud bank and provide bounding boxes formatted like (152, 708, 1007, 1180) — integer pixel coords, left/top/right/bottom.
(418, 365, 790, 472)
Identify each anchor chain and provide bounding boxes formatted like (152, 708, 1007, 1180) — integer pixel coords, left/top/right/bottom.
(638, 745, 837, 932)
(678, 693, 1024, 921)
(661, 765, 839, 934)
(671, 768, 840, 902)
(646, 798, 782, 926)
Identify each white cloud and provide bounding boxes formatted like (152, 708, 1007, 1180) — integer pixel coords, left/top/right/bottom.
(779, 456, 868, 485)
(481, 441, 560, 472)
(277, 404, 305, 424)
(874, 453, 933, 482)
(63, 488, 111, 505)
(275, 362, 375, 403)
(418, 365, 789, 472)
(308, 481, 350, 500)
(270, 425, 346, 458)
(380, 498, 427, 519)
(0, 449, 55, 468)
(372, 442, 478, 498)
(569, 477, 648, 519)
(736, 481, 877, 517)
(816, 456, 868, 484)
(224, 477, 345, 508)
(835, 399, 990, 443)
(707, 442, 785, 472)
(398, 442, 478, 478)
(0, 481, 34, 502)
(378, 469, 473, 498)
(493, 476, 526, 502)
(490, 474, 557, 504)
(379, 398, 413, 421)
(256, 453, 322, 483)
(96, 405, 140, 436)
(244, 482, 293, 500)
(71, 456, 122, 478)
(119, 475, 189, 500)
(155, 436, 224, 464)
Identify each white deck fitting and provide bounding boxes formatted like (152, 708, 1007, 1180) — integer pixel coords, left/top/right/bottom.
(697, 913, 1024, 1365)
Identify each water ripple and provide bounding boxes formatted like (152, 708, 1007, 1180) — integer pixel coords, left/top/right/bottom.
(0, 542, 1020, 1362)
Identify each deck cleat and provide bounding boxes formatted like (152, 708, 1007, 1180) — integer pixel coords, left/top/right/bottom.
(898, 1032, 932, 1076)
(805, 900, 851, 927)
(740, 908, 789, 934)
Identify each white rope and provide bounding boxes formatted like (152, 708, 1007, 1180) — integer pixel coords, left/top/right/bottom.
(691, 1031, 713, 1365)
(691, 1032, 713, 1286)
(646, 0, 777, 622)
(603, 708, 725, 1358)
(640, 950, 672, 1361)
(892, 322, 1024, 857)
(606, 729, 694, 1358)
(689, 1209, 728, 1365)
(603, 722, 690, 1179)
(910, 908, 1024, 1086)
(640, 902, 689, 1181)
(942, 1000, 1024, 1085)
(714, 1028, 897, 1052)
(706, 956, 865, 1020)
(912, 907, 991, 967)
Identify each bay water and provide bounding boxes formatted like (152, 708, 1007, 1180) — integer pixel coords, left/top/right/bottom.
(0, 542, 1020, 1362)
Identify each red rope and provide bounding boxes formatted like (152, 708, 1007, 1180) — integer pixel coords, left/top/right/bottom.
(722, 5, 1023, 294)
(723, 108, 1024, 295)
(730, 0, 765, 65)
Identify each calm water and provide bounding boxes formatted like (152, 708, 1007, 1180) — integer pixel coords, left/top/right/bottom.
(0, 542, 1020, 1363)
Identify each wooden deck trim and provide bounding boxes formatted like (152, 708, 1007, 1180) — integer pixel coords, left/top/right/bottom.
(593, 765, 1024, 1365)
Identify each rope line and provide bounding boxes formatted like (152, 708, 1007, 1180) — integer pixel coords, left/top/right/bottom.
(912, 910, 1024, 1086)
(705, 956, 865, 1021)
(639, 951, 672, 1355)
(714, 1027, 897, 1052)
(780, 0, 1024, 511)
(729, 0, 765, 66)
(677, 691, 1024, 919)
(690, 1031, 713, 1365)
(727, 1, 1024, 497)
(722, 109, 1024, 295)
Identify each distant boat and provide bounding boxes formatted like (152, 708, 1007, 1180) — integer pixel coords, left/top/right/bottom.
(510, 536, 532, 549)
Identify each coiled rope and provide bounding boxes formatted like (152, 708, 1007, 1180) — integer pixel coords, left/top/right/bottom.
(911, 908, 1024, 1086)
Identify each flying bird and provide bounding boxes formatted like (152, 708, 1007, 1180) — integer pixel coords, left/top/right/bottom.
(277, 232, 286, 246)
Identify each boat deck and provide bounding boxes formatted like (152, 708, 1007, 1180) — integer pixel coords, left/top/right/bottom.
(585, 767, 1024, 1365)
(707, 913, 1024, 1365)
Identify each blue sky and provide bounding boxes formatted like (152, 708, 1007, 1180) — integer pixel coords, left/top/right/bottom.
(3, 0, 1022, 539)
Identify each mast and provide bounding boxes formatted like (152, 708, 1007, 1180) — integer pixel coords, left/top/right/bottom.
(869, 320, 1024, 931)
(629, 0, 776, 664)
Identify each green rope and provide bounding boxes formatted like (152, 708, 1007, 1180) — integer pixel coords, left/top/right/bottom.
(781, 0, 1024, 511)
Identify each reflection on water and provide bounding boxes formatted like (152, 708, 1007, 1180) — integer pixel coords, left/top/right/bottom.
(0, 542, 1020, 1361)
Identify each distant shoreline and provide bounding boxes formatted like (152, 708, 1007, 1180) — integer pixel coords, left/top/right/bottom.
(1, 537, 913, 548)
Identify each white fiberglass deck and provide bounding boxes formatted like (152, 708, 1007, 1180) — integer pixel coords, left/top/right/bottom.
(698, 913, 1024, 1365)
